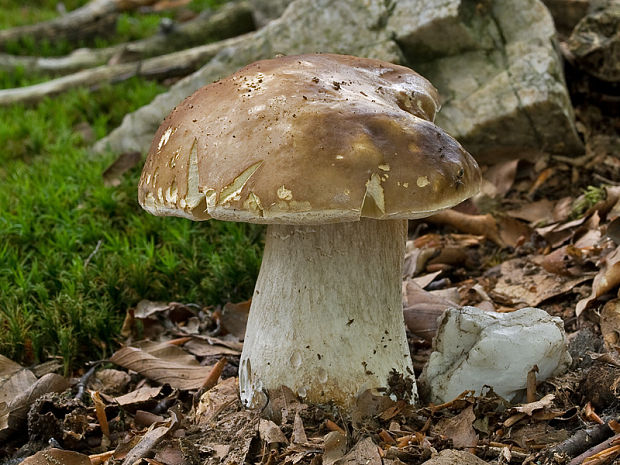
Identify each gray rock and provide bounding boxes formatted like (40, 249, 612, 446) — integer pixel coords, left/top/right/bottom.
(390, 0, 583, 162)
(567, 0, 620, 82)
(419, 306, 572, 404)
(248, 0, 293, 27)
(94, 0, 583, 163)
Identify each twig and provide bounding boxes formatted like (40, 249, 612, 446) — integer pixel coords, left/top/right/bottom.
(539, 419, 616, 462)
(74, 361, 104, 401)
(568, 433, 620, 465)
(84, 239, 103, 268)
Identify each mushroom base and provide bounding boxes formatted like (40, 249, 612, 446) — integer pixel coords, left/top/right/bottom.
(239, 218, 417, 408)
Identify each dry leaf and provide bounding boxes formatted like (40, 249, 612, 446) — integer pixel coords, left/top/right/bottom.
(259, 419, 288, 444)
(112, 386, 163, 407)
(576, 246, 620, 316)
(292, 411, 308, 444)
(506, 199, 555, 224)
(402, 280, 457, 341)
(514, 393, 555, 416)
(218, 300, 251, 339)
(0, 373, 69, 440)
(110, 346, 214, 390)
(483, 159, 520, 197)
(434, 405, 478, 448)
(122, 412, 178, 465)
(323, 431, 348, 465)
(21, 449, 91, 465)
(195, 377, 238, 424)
(428, 210, 503, 246)
(183, 338, 242, 357)
(601, 298, 620, 353)
(0, 359, 36, 405)
(334, 437, 381, 465)
(493, 257, 591, 307)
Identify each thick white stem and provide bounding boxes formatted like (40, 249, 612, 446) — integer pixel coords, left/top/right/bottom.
(239, 218, 416, 408)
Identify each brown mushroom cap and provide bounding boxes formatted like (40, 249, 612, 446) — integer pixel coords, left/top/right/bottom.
(138, 53, 481, 224)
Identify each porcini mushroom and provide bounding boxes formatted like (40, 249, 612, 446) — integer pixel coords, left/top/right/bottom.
(138, 53, 481, 408)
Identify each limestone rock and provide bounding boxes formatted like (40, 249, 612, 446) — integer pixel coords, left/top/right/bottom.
(94, 0, 583, 164)
(390, 0, 583, 162)
(420, 306, 572, 403)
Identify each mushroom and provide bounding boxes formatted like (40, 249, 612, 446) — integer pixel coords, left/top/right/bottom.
(138, 53, 481, 408)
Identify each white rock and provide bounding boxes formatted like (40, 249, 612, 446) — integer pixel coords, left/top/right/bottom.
(420, 306, 572, 403)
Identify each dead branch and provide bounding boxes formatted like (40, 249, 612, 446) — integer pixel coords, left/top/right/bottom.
(0, 0, 159, 48)
(538, 420, 615, 463)
(568, 433, 620, 465)
(0, 34, 249, 106)
(0, 1, 254, 76)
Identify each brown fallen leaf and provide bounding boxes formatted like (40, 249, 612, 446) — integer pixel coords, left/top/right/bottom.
(576, 246, 620, 316)
(428, 210, 503, 246)
(195, 376, 238, 424)
(259, 418, 288, 445)
(121, 412, 178, 465)
(434, 404, 478, 449)
(110, 346, 214, 390)
(334, 437, 382, 465)
(0, 373, 70, 440)
(493, 257, 591, 307)
(402, 280, 457, 342)
(183, 337, 242, 357)
(323, 431, 348, 465)
(0, 356, 37, 405)
(600, 298, 620, 354)
(514, 393, 555, 416)
(111, 385, 163, 407)
(506, 199, 555, 224)
(483, 159, 519, 197)
(21, 449, 91, 465)
(218, 300, 251, 339)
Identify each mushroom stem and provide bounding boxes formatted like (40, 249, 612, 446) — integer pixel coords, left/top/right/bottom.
(239, 218, 416, 408)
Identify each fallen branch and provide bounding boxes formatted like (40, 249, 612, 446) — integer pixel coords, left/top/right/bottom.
(0, 0, 159, 48)
(568, 433, 620, 465)
(0, 33, 249, 106)
(0, 1, 254, 76)
(538, 420, 615, 463)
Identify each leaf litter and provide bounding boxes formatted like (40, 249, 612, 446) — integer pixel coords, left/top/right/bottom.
(3, 5, 620, 465)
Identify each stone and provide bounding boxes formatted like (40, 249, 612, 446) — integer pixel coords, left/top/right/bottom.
(421, 449, 490, 465)
(420, 306, 572, 403)
(248, 0, 293, 27)
(567, 0, 620, 82)
(95, 0, 583, 165)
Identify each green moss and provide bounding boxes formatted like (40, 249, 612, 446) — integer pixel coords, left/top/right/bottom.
(0, 0, 262, 371)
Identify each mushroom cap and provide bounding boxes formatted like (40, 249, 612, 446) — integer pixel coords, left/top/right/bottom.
(138, 53, 481, 224)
